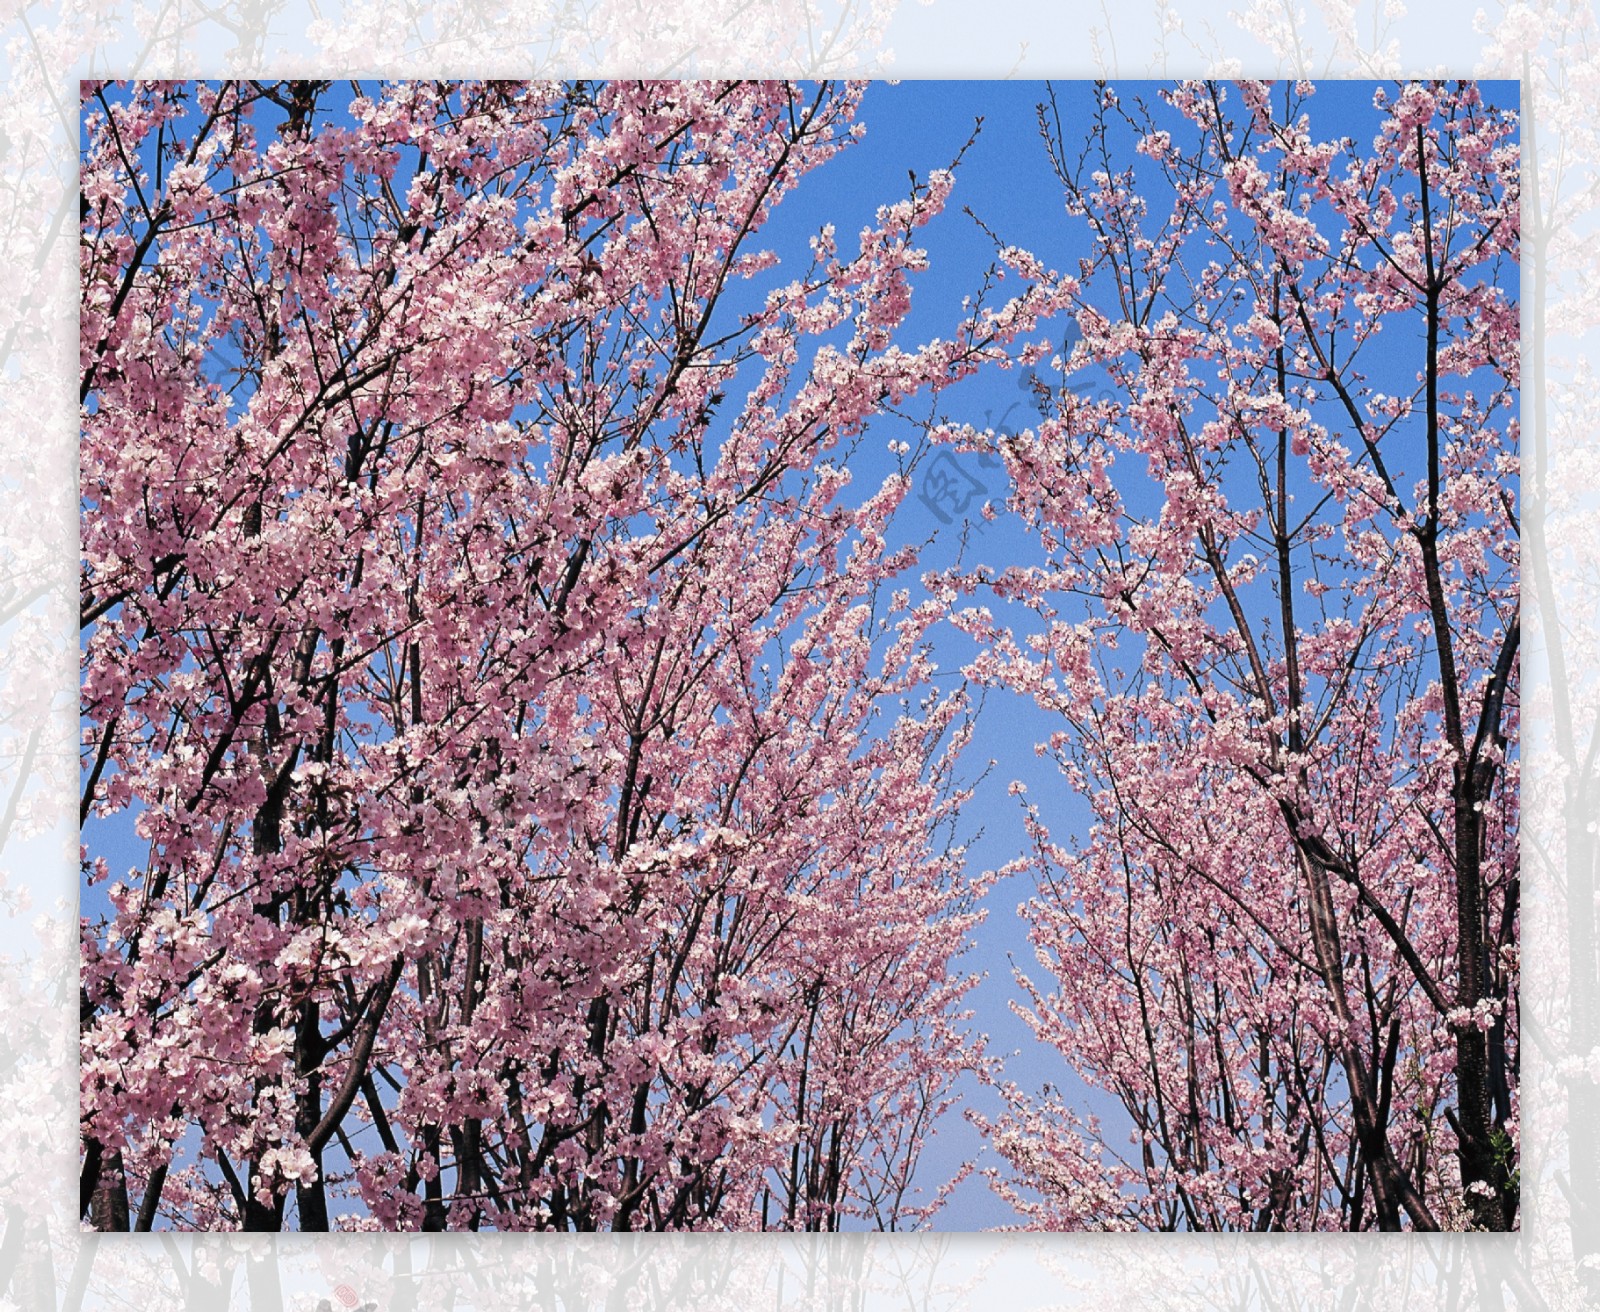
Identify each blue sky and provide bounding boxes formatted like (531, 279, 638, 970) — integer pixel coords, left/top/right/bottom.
(776, 79, 1105, 1228)
(793, 78, 1132, 1229)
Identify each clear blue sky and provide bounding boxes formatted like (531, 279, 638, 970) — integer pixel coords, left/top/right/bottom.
(795, 78, 1122, 1229)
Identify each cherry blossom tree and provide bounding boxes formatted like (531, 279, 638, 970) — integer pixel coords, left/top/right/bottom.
(78, 78, 1062, 1231)
(950, 79, 1519, 1230)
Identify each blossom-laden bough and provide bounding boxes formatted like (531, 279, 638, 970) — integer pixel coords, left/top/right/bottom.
(955, 79, 1519, 1231)
(78, 78, 1067, 1232)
